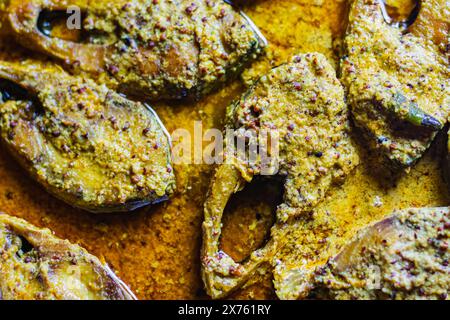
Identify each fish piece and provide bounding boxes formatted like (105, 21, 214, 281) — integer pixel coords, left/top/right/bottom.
(6, 0, 267, 100)
(312, 207, 449, 300)
(202, 53, 360, 298)
(0, 61, 175, 213)
(0, 213, 137, 300)
(341, 0, 449, 167)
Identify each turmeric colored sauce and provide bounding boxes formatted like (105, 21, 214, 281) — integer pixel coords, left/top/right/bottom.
(0, 0, 448, 299)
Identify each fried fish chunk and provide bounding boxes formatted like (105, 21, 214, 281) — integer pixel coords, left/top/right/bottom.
(0, 61, 175, 213)
(312, 207, 449, 300)
(0, 213, 137, 300)
(341, 0, 449, 167)
(202, 53, 359, 298)
(6, 0, 266, 100)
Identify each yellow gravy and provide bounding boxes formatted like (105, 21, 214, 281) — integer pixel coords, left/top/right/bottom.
(0, 0, 448, 299)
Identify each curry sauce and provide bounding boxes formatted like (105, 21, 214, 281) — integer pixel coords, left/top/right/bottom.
(0, 0, 448, 299)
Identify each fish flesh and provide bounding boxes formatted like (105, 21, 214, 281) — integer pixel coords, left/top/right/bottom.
(202, 53, 359, 298)
(341, 0, 449, 167)
(0, 213, 136, 300)
(6, 0, 267, 100)
(312, 207, 449, 300)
